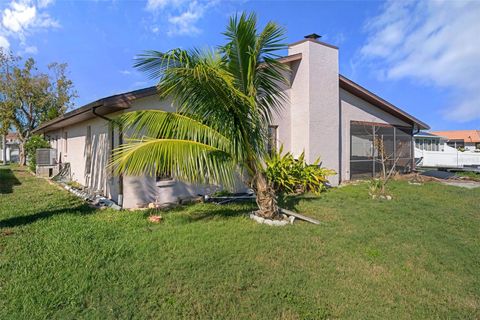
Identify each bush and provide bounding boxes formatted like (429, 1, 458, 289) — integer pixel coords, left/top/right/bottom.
(264, 146, 336, 195)
(24, 135, 50, 172)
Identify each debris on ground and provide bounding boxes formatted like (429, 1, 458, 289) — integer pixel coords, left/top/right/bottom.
(279, 208, 321, 225)
(249, 213, 291, 226)
(421, 170, 457, 180)
(148, 215, 162, 223)
(60, 183, 122, 210)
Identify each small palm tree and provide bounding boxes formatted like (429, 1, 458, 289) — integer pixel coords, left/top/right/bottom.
(111, 13, 289, 219)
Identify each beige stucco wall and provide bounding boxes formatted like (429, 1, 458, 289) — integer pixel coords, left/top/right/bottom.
(339, 88, 412, 181)
(46, 116, 110, 194)
(288, 40, 340, 185)
(46, 94, 221, 209)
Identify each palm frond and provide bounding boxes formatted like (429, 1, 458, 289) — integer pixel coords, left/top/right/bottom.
(114, 110, 233, 154)
(125, 12, 290, 189)
(110, 138, 236, 187)
(222, 12, 258, 95)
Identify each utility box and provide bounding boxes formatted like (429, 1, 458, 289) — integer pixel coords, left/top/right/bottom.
(36, 148, 59, 178)
(36, 148, 57, 166)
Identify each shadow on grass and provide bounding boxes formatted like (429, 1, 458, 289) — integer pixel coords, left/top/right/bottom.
(0, 166, 21, 194)
(278, 194, 321, 212)
(185, 206, 254, 222)
(0, 205, 97, 228)
(142, 202, 256, 224)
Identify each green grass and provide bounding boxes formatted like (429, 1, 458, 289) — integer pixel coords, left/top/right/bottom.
(456, 170, 480, 181)
(1, 166, 479, 319)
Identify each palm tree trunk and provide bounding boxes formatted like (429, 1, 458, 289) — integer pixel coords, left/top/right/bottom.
(252, 171, 280, 219)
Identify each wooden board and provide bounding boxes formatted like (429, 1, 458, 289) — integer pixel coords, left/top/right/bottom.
(279, 208, 321, 225)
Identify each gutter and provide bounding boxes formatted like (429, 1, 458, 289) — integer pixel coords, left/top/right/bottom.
(92, 106, 124, 208)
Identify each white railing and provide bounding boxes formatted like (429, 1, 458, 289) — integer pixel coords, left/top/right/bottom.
(416, 147, 480, 168)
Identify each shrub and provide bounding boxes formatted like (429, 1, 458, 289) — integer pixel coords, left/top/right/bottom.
(264, 146, 336, 195)
(24, 135, 50, 172)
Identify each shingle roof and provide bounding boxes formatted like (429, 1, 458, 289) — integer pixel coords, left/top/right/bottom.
(430, 130, 480, 143)
(6, 132, 19, 140)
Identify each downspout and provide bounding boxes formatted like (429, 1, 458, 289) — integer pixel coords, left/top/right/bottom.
(92, 106, 124, 207)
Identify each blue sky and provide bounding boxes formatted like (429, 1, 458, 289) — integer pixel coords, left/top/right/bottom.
(1, 0, 479, 131)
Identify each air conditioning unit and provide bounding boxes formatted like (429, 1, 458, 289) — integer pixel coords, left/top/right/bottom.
(36, 148, 57, 166)
(36, 148, 59, 178)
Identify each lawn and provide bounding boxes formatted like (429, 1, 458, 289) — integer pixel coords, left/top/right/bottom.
(456, 170, 480, 181)
(0, 166, 479, 319)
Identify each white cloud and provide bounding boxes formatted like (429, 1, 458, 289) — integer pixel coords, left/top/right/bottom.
(146, 0, 187, 11)
(360, 0, 480, 122)
(23, 44, 37, 54)
(0, 0, 59, 52)
(167, 2, 203, 36)
(0, 35, 9, 49)
(37, 0, 54, 9)
(146, 0, 217, 36)
(119, 70, 132, 75)
(2, 2, 37, 33)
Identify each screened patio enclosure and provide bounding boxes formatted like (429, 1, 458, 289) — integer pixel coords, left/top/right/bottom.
(350, 121, 413, 180)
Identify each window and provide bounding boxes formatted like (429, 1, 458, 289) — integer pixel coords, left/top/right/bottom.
(156, 174, 173, 182)
(476, 143, 480, 150)
(267, 125, 278, 154)
(350, 123, 375, 179)
(351, 124, 374, 161)
(155, 173, 174, 186)
(85, 126, 92, 174)
(395, 127, 412, 158)
(448, 140, 464, 149)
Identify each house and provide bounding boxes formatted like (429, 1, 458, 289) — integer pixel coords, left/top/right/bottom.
(430, 130, 480, 151)
(414, 131, 480, 168)
(0, 132, 20, 163)
(414, 131, 447, 152)
(32, 34, 429, 208)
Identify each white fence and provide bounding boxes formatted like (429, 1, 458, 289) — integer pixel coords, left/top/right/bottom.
(416, 146, 480, 168)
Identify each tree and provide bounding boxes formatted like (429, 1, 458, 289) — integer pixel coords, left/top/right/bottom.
(111, 13, 289, 219)
(369, 135, 407, 199)
(0, 50, 17, 165)
(0, 53, 76, 165)
(24, 134, 50, 172)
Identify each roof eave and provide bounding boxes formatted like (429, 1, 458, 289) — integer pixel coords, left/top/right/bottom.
(32, 86, 159, 134)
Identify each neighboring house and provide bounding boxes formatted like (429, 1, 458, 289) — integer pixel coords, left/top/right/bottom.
(431, 130, 480, 151)
(414, 131, 447, 152)
(414, 131, 480, 168)
(32, 34, 429, 209)
(0, 132, 20, 163)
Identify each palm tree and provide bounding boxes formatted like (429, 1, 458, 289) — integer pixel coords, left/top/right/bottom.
(111, 13, 289, 219)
